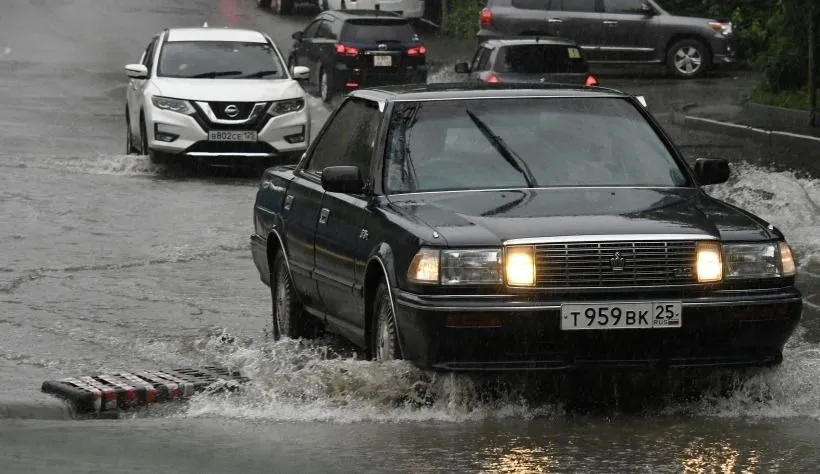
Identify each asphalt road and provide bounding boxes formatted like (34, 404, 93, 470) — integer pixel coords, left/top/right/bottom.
(2, 0, 820, 472)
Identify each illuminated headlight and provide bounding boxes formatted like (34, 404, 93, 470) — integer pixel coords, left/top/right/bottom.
(407, 248, 502, 285)
(696, 241, 723, 283)
(151, 96, 194, 114)
(504, 245, 536, 287)
(724, 242, 797, 279)
(267, 98, 305, 116)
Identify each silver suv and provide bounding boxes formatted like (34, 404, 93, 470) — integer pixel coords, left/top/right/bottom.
(476, 0, 736, 78)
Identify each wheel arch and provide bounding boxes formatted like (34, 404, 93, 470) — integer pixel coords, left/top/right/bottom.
(362, 243, 405, 358)
(266, 226, 298, 298)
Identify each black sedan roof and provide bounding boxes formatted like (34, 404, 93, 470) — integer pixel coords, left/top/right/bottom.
(351, 82, 631, 102)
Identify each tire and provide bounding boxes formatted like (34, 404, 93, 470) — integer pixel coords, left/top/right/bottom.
(287, 56, 295, 74)
(370, 282, 401, 361)
(139, 114, 150, 156)
(271, 252, 315, 339)
(319, 68, 334, 104)
(667, 38, 711, 79)
(321, 0, 329, 10)
(257, 0, 272, 8)
(341, 0, 347, 9)
(125, 108, 138, 155)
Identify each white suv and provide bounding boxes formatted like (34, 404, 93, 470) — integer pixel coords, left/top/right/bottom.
(124, 26, 311, 167)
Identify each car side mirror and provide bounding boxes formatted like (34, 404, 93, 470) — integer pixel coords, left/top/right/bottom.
(125, 63, 149, 79)
(454, 62, 471, 74)
(292, 31, 304, 41)
(321, 165, 365, 194)
(292, 65, 310, 81)
(694, 158, 730, 186)
(640, 2, 656, 15)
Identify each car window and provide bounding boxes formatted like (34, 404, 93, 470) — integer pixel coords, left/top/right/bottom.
(511, 0, 552, 10)
(306, 98, 381, 182)
(141, 39, 157, 73)
(603, 0, 645, 13)
(471, 47, 492, 72)
(383, 97, 690, 193)
(304, 20, 322, 38)
(495, 44, 588, 74)
(557, 0, 599, 12)
(340, 19, 419, 43)
(316, 20, 335, 39)
(156, 41, 287, 79)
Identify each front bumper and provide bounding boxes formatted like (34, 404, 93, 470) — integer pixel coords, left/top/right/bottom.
(145, 102, 309, 161)
(394, 288, 802, 372)
(710, 35, 738, 65)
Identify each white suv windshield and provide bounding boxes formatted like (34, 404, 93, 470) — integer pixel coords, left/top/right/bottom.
(157, 41, 286, 79)
(383, 97, 691, 193)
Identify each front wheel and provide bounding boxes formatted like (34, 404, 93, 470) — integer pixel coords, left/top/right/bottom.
(279, 0, 293, 15)
(667, 39, 711, 78)
(271, 252, 315, 340)
(370, 282, 401, 361)
(125, 109, 138, 155)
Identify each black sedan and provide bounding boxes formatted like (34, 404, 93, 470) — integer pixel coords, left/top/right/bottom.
(250, 83, 802, 372)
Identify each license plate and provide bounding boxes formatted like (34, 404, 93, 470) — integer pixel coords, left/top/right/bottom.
(373, 55, 392, 67)
(560, 302, 682, 331)
(207, 130, 257, 142)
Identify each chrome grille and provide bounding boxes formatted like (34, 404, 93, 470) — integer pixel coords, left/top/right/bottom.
(534, 240, 698, 288)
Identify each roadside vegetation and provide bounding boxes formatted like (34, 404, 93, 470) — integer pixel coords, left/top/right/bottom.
(430, 0, 819, 124)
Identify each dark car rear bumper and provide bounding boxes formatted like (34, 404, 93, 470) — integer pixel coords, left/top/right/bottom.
(393, 288, 802, 372)
(332, 63, 428, 91)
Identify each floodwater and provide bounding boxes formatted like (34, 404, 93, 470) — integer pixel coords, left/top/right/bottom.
(1, 0, 819, 472)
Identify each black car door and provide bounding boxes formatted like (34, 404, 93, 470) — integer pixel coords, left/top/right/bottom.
(310, 19, 340, 77)
(281, 172, 325, 312)
(310, 97, 382, 345)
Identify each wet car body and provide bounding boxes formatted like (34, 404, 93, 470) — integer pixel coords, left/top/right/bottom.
(454, 37, 597, 86)
(288, 10, 428, 103)
(250, 83, 802, 372)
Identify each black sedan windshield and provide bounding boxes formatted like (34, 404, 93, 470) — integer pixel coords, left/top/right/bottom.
(157, 41, 286, 79)
(383, 97, 690, 193)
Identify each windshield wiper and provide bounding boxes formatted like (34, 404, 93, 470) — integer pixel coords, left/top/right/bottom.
(189, 70, 243, 78)
(242, 70, 279, 78)
(465, 108, 538, 188)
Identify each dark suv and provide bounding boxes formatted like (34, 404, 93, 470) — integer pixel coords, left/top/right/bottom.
(288, 10, 428, 103)
(476, 0, 736, 78)
(454, 37, 598, 86)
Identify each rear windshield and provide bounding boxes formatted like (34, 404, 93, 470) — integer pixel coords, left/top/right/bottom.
(495, 44, 588, 74)
(341, 19, 419, 43)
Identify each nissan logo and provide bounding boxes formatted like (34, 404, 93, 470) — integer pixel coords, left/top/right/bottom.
(224, 104, 239, 118)
(378, 43, 387, 50)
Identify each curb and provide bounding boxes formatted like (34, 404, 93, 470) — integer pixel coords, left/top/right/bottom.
(677, 115, 820, 151)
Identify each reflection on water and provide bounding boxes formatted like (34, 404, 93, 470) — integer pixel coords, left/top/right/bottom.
(481, 445, 553, 473)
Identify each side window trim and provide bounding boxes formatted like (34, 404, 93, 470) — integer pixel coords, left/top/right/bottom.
(297, 96, 357, 179)
(304, 19, 323, 38)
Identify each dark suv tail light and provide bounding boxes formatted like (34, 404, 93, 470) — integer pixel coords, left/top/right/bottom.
(485, 73, 499, 83)
(479, 8, 493, 28)
(585, 74, 598, 86)
(407, 45, 427, 56)
(335, 43, 359, 56)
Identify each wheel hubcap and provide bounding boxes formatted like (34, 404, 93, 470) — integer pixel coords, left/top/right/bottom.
(275, 278, 290, 336)
(674, 46, 702, 75)
(375, 314, 393, 361)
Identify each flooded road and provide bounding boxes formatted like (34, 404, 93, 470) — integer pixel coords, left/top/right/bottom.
(1, 0, 820, 472)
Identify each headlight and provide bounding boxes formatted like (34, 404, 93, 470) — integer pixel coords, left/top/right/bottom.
(267, 98, 304, 116)
(407, 248, 502, 285)
(150, 96, 194, 114)
(708, 21, 733, 36)
(696, 241, 723, 283)
(504, 245, 536, 287)
(723, 242, 797, 279)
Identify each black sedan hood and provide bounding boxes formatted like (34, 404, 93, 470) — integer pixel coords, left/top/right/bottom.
(388, 188, 775, 246)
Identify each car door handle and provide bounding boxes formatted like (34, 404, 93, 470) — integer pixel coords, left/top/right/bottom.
(319, 208, 330, 224)
(547, 18, 563, 23)
(284, 194, 294, 211)
(602, 20, 619, 25)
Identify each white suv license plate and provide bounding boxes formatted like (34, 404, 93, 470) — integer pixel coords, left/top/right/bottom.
(560, 302, 682, 331)
(208, 130, 257, 142)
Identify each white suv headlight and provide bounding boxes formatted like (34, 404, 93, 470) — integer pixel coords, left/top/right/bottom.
(724, 242, 797, 279)
(267, 98, 305, 116)
(151, 96, 195, 114)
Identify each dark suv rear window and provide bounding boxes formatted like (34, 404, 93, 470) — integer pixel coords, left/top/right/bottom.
(495, 44, 588, 74)
(340, 19, 419, 43)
